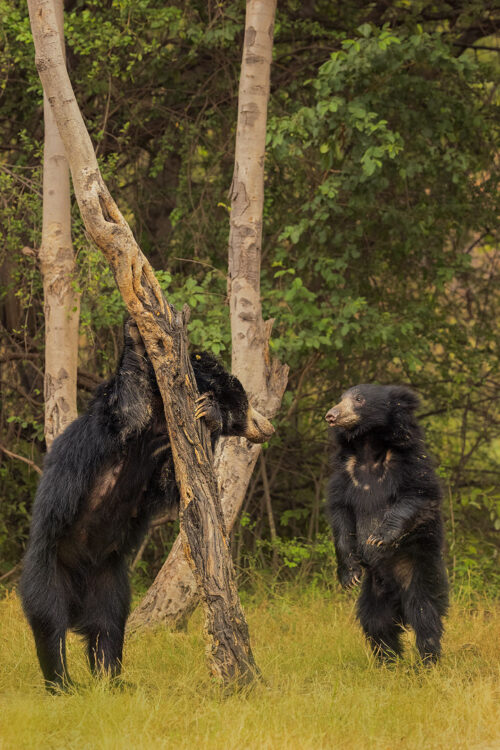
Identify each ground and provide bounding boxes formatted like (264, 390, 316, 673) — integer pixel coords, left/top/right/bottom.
(0, 586, 499, 750)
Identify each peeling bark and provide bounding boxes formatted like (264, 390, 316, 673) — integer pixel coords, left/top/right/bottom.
(28, 0, 258, 687)
(39, 0, 80, 449)
(128, 0, 288, 632)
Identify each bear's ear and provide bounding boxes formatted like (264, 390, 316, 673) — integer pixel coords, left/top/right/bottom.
(124, 318, 146, 355)
(389, 385, 420, 412)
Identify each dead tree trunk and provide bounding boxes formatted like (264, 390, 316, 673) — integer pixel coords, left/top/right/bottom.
(28, 0, 259, 687)
(128, 0, 287, 632)
(39, 0, 80, 449)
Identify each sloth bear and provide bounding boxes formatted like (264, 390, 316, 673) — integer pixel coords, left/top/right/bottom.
(325, 384, 448, 663)
(20, 320, 274, 691)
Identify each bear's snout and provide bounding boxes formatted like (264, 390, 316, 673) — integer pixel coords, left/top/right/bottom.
(325, 397, 360, 428)
(244, 406, 275, 443)
(325, 408, 340, 425)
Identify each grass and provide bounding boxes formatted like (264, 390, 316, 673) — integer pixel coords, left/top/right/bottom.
(0, 586, 499, 750)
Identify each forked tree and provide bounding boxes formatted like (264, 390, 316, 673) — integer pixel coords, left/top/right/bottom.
(28, 0, 259, 687)
(129, 0, 288, 632)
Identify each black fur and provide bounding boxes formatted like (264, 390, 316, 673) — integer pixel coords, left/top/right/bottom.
(325, 384, 449, 663)
(20, 323, 256, 691)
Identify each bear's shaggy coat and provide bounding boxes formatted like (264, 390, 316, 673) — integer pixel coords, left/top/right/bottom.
(325, 384, 448, 662)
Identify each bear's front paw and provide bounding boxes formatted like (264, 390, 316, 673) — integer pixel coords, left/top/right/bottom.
(365, 529, 400, 558)
(195, 392, 223, 433)
(366, 532, 387, 548)
(338, 563, 363, 590)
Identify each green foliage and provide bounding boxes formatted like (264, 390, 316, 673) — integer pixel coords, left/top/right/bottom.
(266, 27, 497, 367)
(0, 1, 498, 588)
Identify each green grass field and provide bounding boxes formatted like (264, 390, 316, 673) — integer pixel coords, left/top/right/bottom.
(0, 586, 499, 750)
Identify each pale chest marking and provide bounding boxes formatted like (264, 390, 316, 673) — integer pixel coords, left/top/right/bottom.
(345, 450, 393, 490)
(346, 456, 360, 487)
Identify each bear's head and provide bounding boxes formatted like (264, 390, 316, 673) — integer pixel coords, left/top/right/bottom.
(191, 351, 274, 444)
(325, 384, 420, 441)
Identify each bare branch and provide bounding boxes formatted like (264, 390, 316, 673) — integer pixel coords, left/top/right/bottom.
(0, 444, 42, 475)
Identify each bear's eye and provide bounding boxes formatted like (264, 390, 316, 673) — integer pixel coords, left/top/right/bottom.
(354, 395, 364, 404)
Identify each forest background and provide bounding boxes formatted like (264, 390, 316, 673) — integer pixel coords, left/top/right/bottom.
(0, 0, 498, 598)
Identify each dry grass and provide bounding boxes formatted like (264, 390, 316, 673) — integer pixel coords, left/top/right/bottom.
(0, 586, 499, 750)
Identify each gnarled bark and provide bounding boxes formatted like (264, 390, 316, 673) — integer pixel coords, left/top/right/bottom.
(28, 0, 258, 686)
(39, 0, 80, 449)
(128, 0, 288, 632)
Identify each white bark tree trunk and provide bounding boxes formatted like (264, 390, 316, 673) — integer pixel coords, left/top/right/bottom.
(28, 0, 259, 687)
(128, 0, 288, 632)
(39, 0, 80, 449)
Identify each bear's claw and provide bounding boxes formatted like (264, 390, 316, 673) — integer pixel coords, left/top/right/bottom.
(194, 392, 222, 432)
(346, 573, 361, 589)
(195, 393, 213, 421)
(339, 564, 363, 589)
(366, 534, 386, 547)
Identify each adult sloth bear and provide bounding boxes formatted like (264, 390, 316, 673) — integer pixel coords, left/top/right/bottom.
(20, 320, 274, 691)
(325, 384, 448, 663)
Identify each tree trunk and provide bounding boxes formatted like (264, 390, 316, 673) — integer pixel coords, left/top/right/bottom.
(28, 0, 259, 687)
(39, 0, 80, 449)
(128, 0, 288, 632)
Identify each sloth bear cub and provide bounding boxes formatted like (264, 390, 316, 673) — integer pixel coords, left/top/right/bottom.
(20, 320, 274, 691)
(325, 384, 448, 663)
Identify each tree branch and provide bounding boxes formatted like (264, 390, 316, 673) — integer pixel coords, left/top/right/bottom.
(0, 444, 42, 475)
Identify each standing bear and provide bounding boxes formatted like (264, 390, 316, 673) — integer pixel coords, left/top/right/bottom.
(20, 320, 274, 691)
(325, 384, 448, 663)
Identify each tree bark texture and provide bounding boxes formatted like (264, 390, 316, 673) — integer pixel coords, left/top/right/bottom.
(39, 0, 80, 449)
(228, 0, 279, 393)
(128, 0, 288, 632)
(28, 0, 259, 687)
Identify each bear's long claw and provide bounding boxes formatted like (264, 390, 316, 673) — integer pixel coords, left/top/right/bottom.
(367, 534, 385, 547)
(196, 392, 213, 405)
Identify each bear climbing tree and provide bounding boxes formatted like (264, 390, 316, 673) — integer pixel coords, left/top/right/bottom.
(27, 0, 259, 686)
(20, 323, 273, 691)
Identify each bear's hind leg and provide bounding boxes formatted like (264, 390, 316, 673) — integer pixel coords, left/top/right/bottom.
(402, 591, 444, 663)
(357, 572, 403, 662)
(30, 616, 71, 692)
(20, 565, 73, 692)
(401, 559, 448, 664)
(85, 623, 125, 679)
(82, 562, 130, 680)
